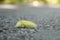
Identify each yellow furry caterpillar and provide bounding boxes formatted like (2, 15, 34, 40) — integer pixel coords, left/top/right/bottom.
(15, 20, 37, 28)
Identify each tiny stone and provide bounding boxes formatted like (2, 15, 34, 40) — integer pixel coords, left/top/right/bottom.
(0, 30, 3, 32)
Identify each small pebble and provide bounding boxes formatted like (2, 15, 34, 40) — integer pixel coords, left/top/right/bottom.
(0, 30, 3, 33)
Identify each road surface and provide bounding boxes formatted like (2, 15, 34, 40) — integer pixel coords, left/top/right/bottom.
(0, 5, 60, 40)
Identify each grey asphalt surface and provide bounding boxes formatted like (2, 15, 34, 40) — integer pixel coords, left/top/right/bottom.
(0, 5, 60, 40)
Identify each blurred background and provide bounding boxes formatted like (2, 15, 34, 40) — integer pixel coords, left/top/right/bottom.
(0, 0, 60, 4)
(0, 0, 60, 9)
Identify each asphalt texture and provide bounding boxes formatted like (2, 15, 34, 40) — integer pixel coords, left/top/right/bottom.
(0, 5, 60, 40)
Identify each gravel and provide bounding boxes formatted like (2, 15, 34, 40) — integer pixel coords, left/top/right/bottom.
(0, 5, 60, 40)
